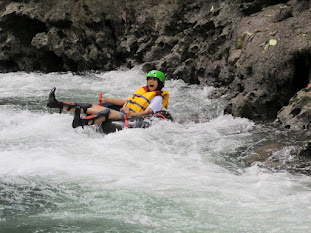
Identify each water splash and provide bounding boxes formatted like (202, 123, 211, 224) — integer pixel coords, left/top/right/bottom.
(1, 68, 311, 232)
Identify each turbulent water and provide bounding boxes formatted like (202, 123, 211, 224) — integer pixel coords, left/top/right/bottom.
(1, 67, 311, 233)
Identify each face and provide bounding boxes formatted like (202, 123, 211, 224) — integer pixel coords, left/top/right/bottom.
(147, 77, 158, 91)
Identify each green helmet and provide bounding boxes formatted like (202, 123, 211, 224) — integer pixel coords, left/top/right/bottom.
(147, 70, 165, 83)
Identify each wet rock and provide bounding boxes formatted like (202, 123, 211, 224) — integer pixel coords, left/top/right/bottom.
(208, 87, 228, 99)
(265, 142, 311, 175)
(226, 0, 311, 121)
(0, 0, 120, 72)
(228, 49, 242, 65)
(243, 143, 285, 166)
(276, 87, 311, 131)
(242, 137, 311, 175)
(298, 141, 311, 158)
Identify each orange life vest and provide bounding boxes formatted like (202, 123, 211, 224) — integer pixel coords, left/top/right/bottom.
(123, 86, 169, 113)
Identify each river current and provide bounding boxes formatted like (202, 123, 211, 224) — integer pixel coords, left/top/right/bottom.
(0, 67, 311, 233)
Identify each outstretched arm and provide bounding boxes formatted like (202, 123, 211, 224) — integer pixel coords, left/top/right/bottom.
(98, 93, 127, 106)
(120, 95, 163, 117)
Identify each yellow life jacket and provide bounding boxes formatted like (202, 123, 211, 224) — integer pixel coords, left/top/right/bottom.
(123, 86, 169, 113)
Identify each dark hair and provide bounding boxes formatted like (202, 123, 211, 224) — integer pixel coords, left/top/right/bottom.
(156, 79, 164, 90)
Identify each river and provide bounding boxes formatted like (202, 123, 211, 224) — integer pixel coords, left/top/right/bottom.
(1, 67, 311, 233)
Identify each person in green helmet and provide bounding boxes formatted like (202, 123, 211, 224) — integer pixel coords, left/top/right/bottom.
(47, 70, 170, 128)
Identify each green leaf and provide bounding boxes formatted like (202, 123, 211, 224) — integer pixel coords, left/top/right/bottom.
(264, 43, 270, 50)
(247, 32, 254, 36)
(301, 33, 308, 38)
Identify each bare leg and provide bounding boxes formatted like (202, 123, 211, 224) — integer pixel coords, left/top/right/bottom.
(47, 88, 124, 128)
(86, 105, 122, 118)
(72, 106, 124, 128)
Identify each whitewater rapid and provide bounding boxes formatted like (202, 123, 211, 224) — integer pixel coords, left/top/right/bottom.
(1, 68, 311, 232)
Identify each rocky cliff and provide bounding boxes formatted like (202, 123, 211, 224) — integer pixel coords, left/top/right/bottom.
(0, 0, 311, 128)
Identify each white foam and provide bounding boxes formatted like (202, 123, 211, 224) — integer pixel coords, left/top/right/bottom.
(1, 68, 311, 232)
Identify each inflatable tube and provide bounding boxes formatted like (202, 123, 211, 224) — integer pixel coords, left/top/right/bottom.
(97, 103, 173, 134)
